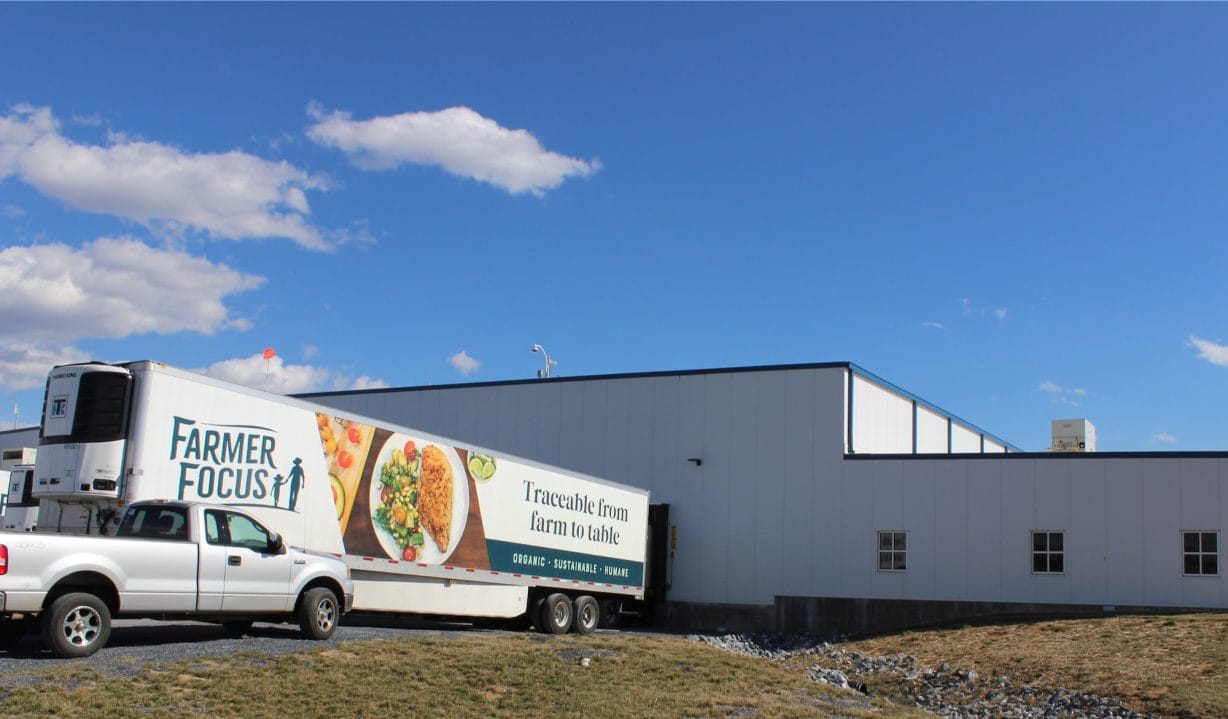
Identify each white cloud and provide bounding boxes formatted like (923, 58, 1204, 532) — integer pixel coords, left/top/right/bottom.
(307, 104, 599, 197)
(1189, 335, 1228, 367)
(200, 353, 332, 394)
(0, 237, 264, 390)
(449, 350, 481, 376)
(200, 353, 388, 393)
(0, 105, 333, 249)
(2, 204, 24, 218)
(1038, 380, 1088, 407)
(349, 375, 389, 390)
(960, 297, 1008, 320)
(1152, 432, 1177, 443)
(922, 321, 946, 330)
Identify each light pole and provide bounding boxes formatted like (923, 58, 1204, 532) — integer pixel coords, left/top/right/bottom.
(531, 344, 557, 379)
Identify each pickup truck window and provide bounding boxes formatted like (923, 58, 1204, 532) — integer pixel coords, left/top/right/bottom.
(204, 511, 223, 545)
(226, 512, 271, 551)
(117, 505, 189, 540)
(204, 509, 274, 552)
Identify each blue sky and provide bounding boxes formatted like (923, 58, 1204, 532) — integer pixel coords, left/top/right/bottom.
(1, 3, 1226, 452)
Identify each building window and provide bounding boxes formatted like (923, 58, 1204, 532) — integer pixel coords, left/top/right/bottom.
(878, 531, 907, 572)
(1183, 531, 1219, 576)
(1032, 531, 1064, 574)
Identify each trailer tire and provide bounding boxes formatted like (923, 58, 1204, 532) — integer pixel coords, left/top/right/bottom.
(541, 593, 573, 635)
(297, 587, 339, 640)
(0, 617, 29, 648)
(572, 595, 600, 635)
(599, 599, 621, 629)
(41, 592, 111, 658)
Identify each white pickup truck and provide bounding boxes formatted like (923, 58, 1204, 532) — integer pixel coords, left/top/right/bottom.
(0, 501, 354, 658)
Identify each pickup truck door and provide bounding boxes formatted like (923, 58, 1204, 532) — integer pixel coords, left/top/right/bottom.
(198, 509, 294, 613)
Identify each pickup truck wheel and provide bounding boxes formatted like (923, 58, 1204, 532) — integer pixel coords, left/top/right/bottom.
(297, 587, 339, 640)
(0, 617, 29, 648)
(572, 595, 600, 635)
(41, 592, 111, 658)
(541, 593, 573, 635)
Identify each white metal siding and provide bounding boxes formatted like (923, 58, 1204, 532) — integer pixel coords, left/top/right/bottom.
(309, 367, 1227, 613)
(916, 407, 948, 454)
(852, 375, 913, 454)
(950, 424, 982, 454)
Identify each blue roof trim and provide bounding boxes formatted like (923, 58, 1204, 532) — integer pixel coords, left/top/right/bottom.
(847, 362, 1022, 452)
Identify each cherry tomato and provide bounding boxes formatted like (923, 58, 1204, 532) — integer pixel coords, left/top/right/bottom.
(347, 426, 362, 444)
(337, 450, 353, 469)
(402, 546, 416, 561)
(404, 441, 416, 458)
(381, 487, 391, 503)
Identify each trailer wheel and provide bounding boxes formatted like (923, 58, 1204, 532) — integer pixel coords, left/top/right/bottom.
(540, 593, 573, 635)
(599, 599, 622, 629)
(0, 617, 30, 648)
(297, 587, 339, 640)
(529, 595, 547, 633)
(41, 592, 112, 658)
(572, 595, 600, 635)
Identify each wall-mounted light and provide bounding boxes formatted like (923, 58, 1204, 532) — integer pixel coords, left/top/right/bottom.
(686, 457, 703, 467)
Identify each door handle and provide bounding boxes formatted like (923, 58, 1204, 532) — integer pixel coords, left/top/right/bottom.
(228, 555, 242, 566)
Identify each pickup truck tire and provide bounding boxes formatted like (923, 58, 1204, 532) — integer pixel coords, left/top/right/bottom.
(41, 592, 112, 658)
(572, 595, 600, 635)
(541, 593, 573, 635)
(297, 587, 339, 640)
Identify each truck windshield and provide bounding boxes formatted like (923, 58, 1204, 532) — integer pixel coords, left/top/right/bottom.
(117, 505, 189, 540)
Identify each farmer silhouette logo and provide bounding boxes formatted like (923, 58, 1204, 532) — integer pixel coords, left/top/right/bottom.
(271, 457, 306, 512)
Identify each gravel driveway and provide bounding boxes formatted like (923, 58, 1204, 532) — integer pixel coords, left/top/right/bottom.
(0, 613, 487, 693)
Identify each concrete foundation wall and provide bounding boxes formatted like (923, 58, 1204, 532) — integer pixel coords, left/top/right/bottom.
(664, 596, 1211, 637)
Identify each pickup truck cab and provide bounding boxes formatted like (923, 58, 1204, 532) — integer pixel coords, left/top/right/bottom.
(0, 501, 354, 657)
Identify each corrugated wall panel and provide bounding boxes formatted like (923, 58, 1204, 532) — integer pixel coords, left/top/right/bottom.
(1105, 458, 1145, 605)
(916, 407, 948, 454)
(754, 372, 788, 604)
(700, 373, 733, 603)
(966, 461, 1002, 601)
(781, 370, 816, 597)
(1068, 459, 1107, 604)
(932, 460, 970, 600)
(1141, 460, 1180, 606)
(727, 373, 759, 604)
(852, 376, 913, 454)
(950, 424, 982, 454)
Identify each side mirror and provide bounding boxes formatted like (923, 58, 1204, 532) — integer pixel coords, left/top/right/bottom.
(268, 533, 287, 555)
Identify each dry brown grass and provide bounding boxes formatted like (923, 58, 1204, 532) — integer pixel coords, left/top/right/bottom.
(839, 612, 1228, 718)
(0, 634, 926, 719)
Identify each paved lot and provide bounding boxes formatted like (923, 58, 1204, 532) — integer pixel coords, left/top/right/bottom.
(0, 614, 490, 692)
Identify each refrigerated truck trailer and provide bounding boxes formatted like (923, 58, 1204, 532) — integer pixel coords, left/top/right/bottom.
(2, 465, 38, 531)
(32, 361, 654, 633)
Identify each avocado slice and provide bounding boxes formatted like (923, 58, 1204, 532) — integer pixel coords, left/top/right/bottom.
(330, 473, 345, 520)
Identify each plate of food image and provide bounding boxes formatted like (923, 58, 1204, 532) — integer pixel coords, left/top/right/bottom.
(369, 434, 469, 564)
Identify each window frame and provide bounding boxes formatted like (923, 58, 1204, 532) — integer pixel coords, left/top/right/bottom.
(1182, 530, 1219, 577)
(1030, 530, 1065, 575)
(877, 530, 908, 573)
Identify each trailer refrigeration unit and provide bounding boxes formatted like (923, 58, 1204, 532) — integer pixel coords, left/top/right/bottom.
(33, 361, 653, 633)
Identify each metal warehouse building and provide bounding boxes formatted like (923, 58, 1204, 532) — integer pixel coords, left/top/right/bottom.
(302, 361, 1228, 634)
